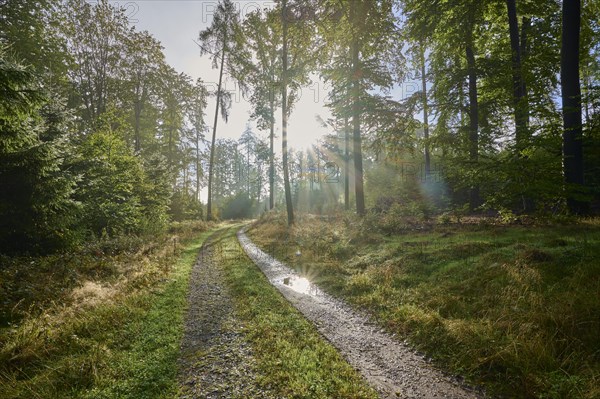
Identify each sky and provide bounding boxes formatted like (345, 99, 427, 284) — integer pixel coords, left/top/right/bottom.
(112, 0, 336, 151)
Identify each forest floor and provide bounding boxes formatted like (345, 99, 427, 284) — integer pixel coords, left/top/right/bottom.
(246, 212, 600, 399)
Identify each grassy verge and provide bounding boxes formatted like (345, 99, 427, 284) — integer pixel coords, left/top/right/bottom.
(217, 227, 378, 399)
(0, 224, 214, 399)
(247, 212, 600, 399)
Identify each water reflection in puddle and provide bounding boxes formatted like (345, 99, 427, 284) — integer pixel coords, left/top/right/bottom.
(281, 276, 320, 296)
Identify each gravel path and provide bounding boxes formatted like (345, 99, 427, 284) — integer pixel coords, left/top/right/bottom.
(178, 229, 276, 399)
(238, 228, 486, 399)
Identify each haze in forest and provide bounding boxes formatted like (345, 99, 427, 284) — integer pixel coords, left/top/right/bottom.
(127, 0, 335, 150)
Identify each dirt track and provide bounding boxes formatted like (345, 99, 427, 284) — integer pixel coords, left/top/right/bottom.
(238, 227, 486, 399)
(178, 229, 277, 399)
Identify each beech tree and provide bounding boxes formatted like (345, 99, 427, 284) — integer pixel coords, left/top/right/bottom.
(561, 0, 587, 214)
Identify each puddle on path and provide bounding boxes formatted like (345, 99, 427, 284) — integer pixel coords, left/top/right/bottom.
(280, 275, 322, 296)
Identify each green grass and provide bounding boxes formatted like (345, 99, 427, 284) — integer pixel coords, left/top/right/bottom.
(0, 227, 214, 399)
(217, 227, 378, 399)
(248, 212, 600, 399)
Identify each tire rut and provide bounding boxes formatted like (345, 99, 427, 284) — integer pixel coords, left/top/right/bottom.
(178, 228, 274, 399)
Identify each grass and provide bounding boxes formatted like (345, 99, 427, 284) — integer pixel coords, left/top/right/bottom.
(247, 212, 600, 399)
(1, 220, 378, 399)
(216, 226, 378, 399)
(0, 222, 214, 399)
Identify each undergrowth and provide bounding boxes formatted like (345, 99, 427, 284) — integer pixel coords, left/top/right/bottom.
(248, 211, 600, 399)
(0, 220, 213, 398)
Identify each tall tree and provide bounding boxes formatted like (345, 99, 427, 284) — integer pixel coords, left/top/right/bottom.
(278, 0, 319, 224)
(0, 50, 78, 253)
(561, 0, 587, 214)
(320, 0, 399, 216)
(281, 0, 294, 224)
(198, 0, 239, 220)
(349, 0, 365, 215)
(63, 0, 130, 123)
(466, 37, 480, 210)
(241, 9, 282, 210)
(124, 31, 165, 153)
(344, 116, 350, 210)
(419, 42, 431, 177)
(188, 79, 209, 202)
(506, 0, 528, 150)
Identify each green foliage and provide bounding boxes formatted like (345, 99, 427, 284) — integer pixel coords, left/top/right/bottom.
(73, 113, 144, 237)
(169, 189, 203, 222)
(365, 159, 438, 217)
(0, 50, 78, 254)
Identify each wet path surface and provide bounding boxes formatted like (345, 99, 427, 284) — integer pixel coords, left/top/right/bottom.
(238, 228, 485, 399)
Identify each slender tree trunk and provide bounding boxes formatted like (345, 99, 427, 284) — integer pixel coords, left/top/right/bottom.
(420, 43, 430, 177)
(561, 0, 587, 214)
(183, 159, 188, 194)
(133, 83, 145, 153)
(168, 126, 174, 169)
(269, 92, 275, 210)
(351, 0, 365, 216)
(466, 43, 480, 211)
(281, 0, 294, 225)
(246, 143, 250, 196)
(344, 116, 350, 210)
(134, 103, 141, 153)
(520, 16, 530, 127)
(196, 130, 201, 202)
(506, 0, 528, 149)
(507, 3, 534, 212)
(207, 41, 226, 221)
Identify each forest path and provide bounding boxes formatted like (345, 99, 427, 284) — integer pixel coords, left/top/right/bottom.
(178, 226, 275, 399)
(238, 227, 486, 399)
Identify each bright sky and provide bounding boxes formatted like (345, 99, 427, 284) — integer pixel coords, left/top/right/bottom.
(116, 0, 335, 151)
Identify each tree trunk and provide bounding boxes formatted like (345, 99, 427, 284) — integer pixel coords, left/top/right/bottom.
(281, 0, 294, 225)
(269, 92, 275, 210)
(507, 3, 534, 212)
(246, 142, 250, 197)
(466, 43, 480, 211)
(351, 0, 365, 216)
(196, 129, 201, 201)
(133, 83, 145, 154)
(561, 0, 587, 214)
(206, 40, 226, 221)
(420, 43, 430, 177)
(344, 116, 350, 210)
(506, 0, 528, 149)
(520, 16, 530, 128)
